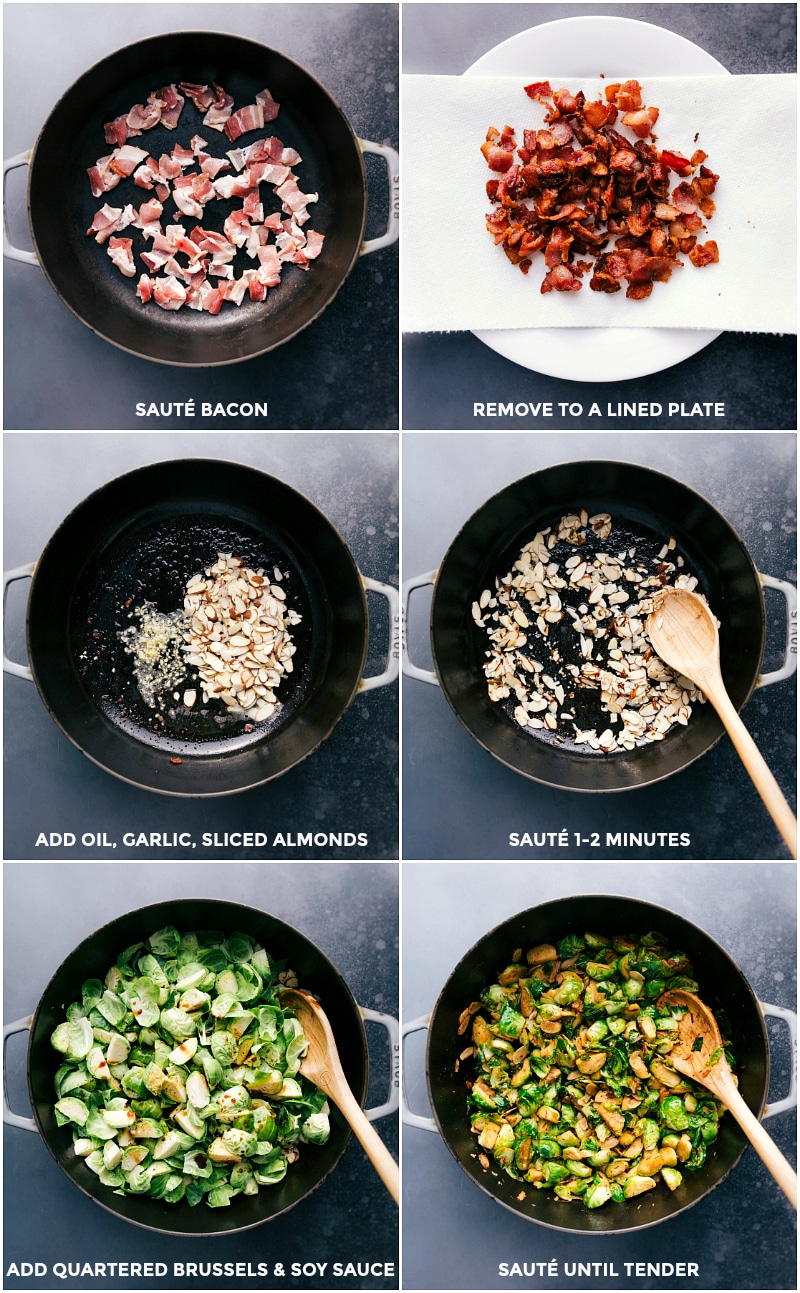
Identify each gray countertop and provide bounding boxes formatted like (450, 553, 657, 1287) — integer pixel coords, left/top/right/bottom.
(4, 433, 398, 860)
(3, 862, 399, 1290)
(3, 3, 398, 430)
(401, 3, 796, 430)
(402, 433, 796, 860)
(402, 861, 797, 1290)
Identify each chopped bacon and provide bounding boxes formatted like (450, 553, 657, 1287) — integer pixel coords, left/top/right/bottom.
(152, 274, 187, 310)
(688, 239, 719, 267)
(127, 100, 161, 133)
(256, 88, 280, 123)
(136, 274, 154, 302)
(524, 81, 553, 101)
(540, 263, 581, 293)
(179, 82, 217, 111)
(104, 116, 132, 147)
(203, 84, 235, 131)
(110, 145, 149, 177)
(481, 77, 719, 299)
(107, 236, 136, 277)
(660, 149, 692, 175)
(155, 84, 184, 130)
(224, 103, 266, 142)
(85, 76, 321, 314)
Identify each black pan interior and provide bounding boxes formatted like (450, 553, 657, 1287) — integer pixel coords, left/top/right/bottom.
(28, 31, 367, 365)
(26, 460, 368, 795)
(431, 461, 765, 791)
(26, 899, 367, 1236)
(427, 894, 768, 1234)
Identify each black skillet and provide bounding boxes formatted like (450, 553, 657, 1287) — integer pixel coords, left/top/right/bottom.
(7, 31, 395, 365)
(418, 894, 790, 1233)
(405, 461, 794, 792)
(12, 898, 373, 1235)
(8, 459, 387, 795)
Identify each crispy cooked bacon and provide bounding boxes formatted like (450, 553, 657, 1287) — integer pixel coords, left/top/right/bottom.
(482, 77, 719, 299)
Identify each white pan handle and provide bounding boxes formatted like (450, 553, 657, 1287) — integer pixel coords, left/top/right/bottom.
(359, 140, 399, 254)
(761, 1002, 798, 1118)
(3, 563, 35, 680)
(402, 570, 439, 685)
(3, 1016, 37, 1132)
(359, 1007, 400, 1121)
(3, 152, 38, 266)
(358, 578, 400, 692)
(757, 575, 797, 686)
(401, 1013, 437, 1131)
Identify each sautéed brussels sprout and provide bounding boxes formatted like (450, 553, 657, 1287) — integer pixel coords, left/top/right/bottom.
(459, 930, 732, 1209)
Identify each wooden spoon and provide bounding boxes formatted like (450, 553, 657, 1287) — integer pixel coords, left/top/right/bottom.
(660, 988, 797, 1209)
(280, 988, 399, 1204)
(647, 588, 797, 858)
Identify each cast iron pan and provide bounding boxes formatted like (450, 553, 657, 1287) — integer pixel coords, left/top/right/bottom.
(426, 894, 770, 1233)
(24, 898, 368, 1235)
(429, 460, 768, 791)
(24, 459, 369, 795)
(24, 31, 375, 364)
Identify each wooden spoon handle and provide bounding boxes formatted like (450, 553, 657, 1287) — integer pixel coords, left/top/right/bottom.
(330, 1081, 400, 1205)
(706, 683, 797, 858)
(721, 1081, 797, 1209)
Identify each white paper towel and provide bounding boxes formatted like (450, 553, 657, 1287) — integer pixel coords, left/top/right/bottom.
(403, 73, 796, 334)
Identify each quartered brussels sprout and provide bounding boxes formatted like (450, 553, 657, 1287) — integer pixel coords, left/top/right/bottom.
(49, 928, 330, 1210)
(462, 929, 731, 1211)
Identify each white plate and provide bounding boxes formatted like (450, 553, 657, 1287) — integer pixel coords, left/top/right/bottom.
(465, 15, 729, 382)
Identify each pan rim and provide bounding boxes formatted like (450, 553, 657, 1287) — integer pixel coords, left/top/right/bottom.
(24, 29, 370, 367)
(24, 896, 368, 1236)
(24, 457, 370, 796)
(428, 458, 768, 793)
(423, 892, 770, 1235)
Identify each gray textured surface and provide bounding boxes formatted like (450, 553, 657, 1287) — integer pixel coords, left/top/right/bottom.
(403, 433, 796, 859)
(402, 862, 797, 1290)
(401, 3, 796, 430)
(3, 3, 398, 430)
(3, 862, 398, 1290)
(4, 433, 398, 859)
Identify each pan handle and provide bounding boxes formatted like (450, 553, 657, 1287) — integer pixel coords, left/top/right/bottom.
(358, 577, 400, 692)
(756, 574, 798, 687)
(401, 1013, 437, 1131)
(3, 1016, 37, 1132)
(3, 151, 38, 266)
(359, 141, 399, 254)
(3, 563, 35, 681)
(359, 1007, 400, 1121)
(761, 1001, 798, 1119)
(402, 570, 439, 685)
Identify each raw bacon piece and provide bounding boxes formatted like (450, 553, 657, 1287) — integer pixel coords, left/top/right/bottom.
(179, 83, 217, 111)
(256, 88, 280, 122)
(152, 274, 187, 310)
(275, 174, 318, 223)
(224, 103, 265, 142)
(155, 84, 184, 130)
(110, 145, 149, 177)
(107, 236, 136, 277)
(87, 155, 123, 198)
(203, 84, 235, 132)
(127, 100, 161, 133)
(104, 116, 132, 147)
